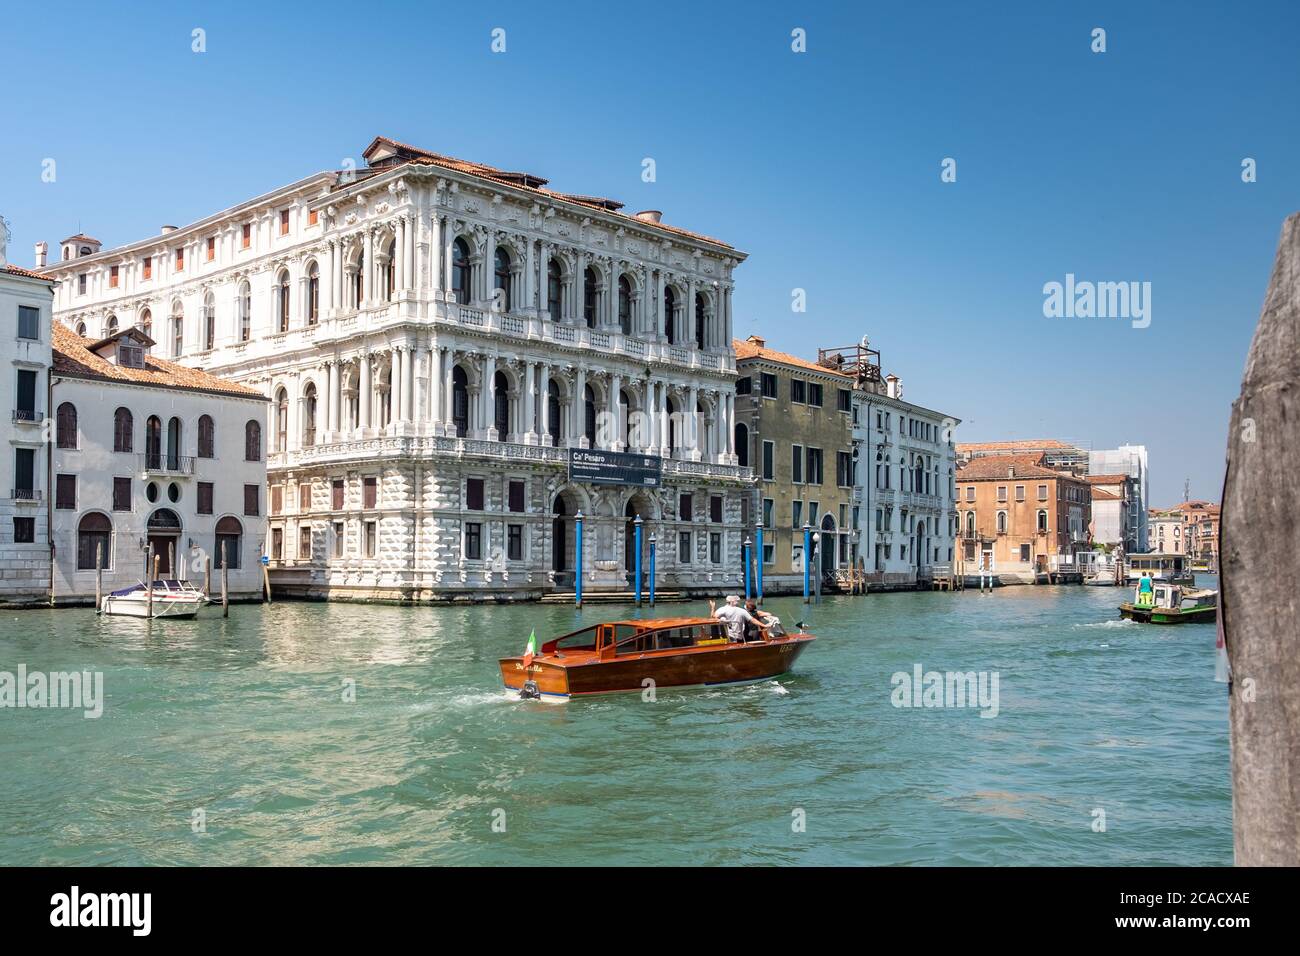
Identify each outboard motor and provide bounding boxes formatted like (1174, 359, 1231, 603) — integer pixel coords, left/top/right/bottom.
(519, 680, 542, 701)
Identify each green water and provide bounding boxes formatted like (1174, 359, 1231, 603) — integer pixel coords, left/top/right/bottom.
(0, 579, 1229, 865)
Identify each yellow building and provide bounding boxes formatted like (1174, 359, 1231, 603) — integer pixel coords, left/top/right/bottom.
(734, 336, 856, 592)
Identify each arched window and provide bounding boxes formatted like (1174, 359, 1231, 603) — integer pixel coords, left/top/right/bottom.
(966, 511, 975, 534)
(203, 292, 216, 350)
(663, 286, 677, 344)
(113, 407, 133, 453)
(275, 388, 288, 452)
(302, 383, 317, 447)
(244, 420, 261, 462)
(145, 415, 162, 469)
(277, 270, 291, 333)
(618, 275, 632, 335)
(583, 384, 597, 446)
(1037, 509, 1049, 534)
(75, 321, 86, 337)
(171, 301, 184, 357)
(76, 512, 112, 570)
(547, 259, 563, 319)
(56, 402, 78, 449)
(197, 415, 215, 458)
(735, 422, 749, 467)
(494, 247, 512, 312)
(239, 281, 251, 342)
(139, 308, 152, 345)
(166, 417, 182, 471)
(452, 237, 471, 304)
(215, 516, 242, 570)
(105, 314, 119, 336)
(996, 511, 1008, 534)
(583, 267, 598, 328)
(493, 370, 509, 438)
(307, 261, 320, 324)
(546, 380, 561, 447)
(451, 366, 469, 438)
(349, 249, 365, 307)
(694, 293, 707, 350)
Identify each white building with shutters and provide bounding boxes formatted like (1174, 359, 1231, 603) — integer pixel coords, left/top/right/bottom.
(1, 228, 56, 604)
(43, 137, 753, 602)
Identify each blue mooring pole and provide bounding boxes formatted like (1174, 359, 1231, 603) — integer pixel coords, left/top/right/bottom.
(575, 510, 584, 608)
(634, 515, 643, 607)
(648, 533, 657, 607)
(802, 523, 812, 604)
(743, 537, 752, 601)
(755, 522, 764, 604)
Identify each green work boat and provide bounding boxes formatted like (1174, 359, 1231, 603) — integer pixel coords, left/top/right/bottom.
(1119, 581, 1217, 624)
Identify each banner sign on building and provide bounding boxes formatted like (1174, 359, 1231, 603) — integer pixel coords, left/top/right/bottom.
(568, 448, 663, 487)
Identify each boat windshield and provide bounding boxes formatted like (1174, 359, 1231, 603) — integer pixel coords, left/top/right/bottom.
(614, 622, 726, 655)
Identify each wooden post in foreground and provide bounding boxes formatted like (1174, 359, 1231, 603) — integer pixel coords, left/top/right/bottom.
(1223, 211, 1300, 865)
(146, 545, 156, 618)
(205, 555, 212, 596)
(220, 541, 229, 618)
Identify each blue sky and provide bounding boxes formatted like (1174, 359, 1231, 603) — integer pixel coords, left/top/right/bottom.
(3, 0, 1296, 505)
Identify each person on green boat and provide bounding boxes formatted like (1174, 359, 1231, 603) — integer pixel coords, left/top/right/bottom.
(1137, 573, 1154, 606)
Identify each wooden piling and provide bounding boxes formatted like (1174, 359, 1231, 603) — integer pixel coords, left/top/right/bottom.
(95, 542, 103, 613)
(221, 546, 229, 618)
(146, 545, 156, 618)
(205, 555, 212, 596)
(1223, 211, 1300, 865)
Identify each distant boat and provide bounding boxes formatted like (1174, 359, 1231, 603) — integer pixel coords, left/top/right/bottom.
(500, 616, 816, 701)
(1125, 553, 1196, 586)
(100, 580, 208, 619)
(1119, 582, 1217, 625)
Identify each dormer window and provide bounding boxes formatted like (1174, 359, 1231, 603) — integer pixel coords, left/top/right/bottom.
(119, 344, 144, 368)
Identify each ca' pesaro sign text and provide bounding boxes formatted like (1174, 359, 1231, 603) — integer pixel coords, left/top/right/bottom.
(568, 448, 663, 487)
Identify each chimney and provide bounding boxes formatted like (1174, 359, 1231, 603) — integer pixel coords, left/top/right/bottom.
(746, 334, 766, 348)
(161, 225, 178, 234)
(634, 210, 662, 224)
(886, 374, 901, 399)
(34, 241, 48, 268)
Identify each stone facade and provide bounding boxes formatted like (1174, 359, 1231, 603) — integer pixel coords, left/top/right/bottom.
(43, 137, 753, 601)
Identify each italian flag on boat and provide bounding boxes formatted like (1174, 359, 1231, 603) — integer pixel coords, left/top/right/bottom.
(522, 629, 538, 668)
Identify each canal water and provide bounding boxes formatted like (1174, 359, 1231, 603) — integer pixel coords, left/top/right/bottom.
(0, 578, 1228, 865)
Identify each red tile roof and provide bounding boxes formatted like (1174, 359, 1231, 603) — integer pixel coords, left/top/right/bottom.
(957, 439, 1075, 453)
(2, 264, 54, 282)
(1085, 474, 1128, 485)
(51, 322, 267, 400)
(733, 337, 853, 378)
(956, 454, 1075, 481)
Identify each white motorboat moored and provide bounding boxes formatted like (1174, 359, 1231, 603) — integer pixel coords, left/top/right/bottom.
(100, 580, 209, 619)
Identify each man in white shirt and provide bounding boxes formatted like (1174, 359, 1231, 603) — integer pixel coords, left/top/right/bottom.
(711, 595, 765, 643)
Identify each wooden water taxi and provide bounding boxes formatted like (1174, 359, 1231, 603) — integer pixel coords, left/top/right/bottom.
(1119, 582, 1217, 624)
(500, 617, 815, 701)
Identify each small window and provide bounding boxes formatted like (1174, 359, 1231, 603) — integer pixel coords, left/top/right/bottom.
(508, 480, 525, 513)
(244, 484, 260, 516)
(13, 517, 35, 544)
(364, 520, 377, 557)
(760, 373, 777, 399)
(308, 209, 319, 227)
(997, 485, 1007, 502)
(363, 476, 378, 509)
(143, 256, 152, 280)
(466, 478, 485, 511)
(710, 495, 723, 523)
(18, 306, 40, 340)
(77, 274, 87, 295)
(679, 492, 693, 521)
(507, 524, 523, 561)
(241, 223, 251, 249)
(1020, 544, 1031, 562)
(792, 500, 803, 529)
(197, 481, 214, 515)
(332, 522, 344, 557)
(736, 377, 752, 396)
(110, 265, 120, 288)
(1015, 485, 1025, 502)
(808, 383, 823, 407)
(299, 529, 313, 560)
(271, 485, 283, 516)
(206, 236, 216, 261)
(762, 498, 774, 527)
(112, 477, 131, 512)
(279, 210, 290, 236)
(332, 479, 345, 511)
(837, 389, 851, 413)
(792, 444, 804, 484)
(965, 486, 975, 502)
(709, 532, 721, 564)
(56, 402, 77, 448)
(678, 531, 692, 564)
(465, 522, 482, 560)
(299, 483, 311, 512)
(1037, 484, 1048, 501)
(791, 379, 806, 404)
(55, 474, 76, 510)
(175, 247, 184, 271)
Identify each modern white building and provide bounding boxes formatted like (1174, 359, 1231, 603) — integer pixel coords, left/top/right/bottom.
(824, 342, 959, 588)
(49, 323, 269, 603)
(1088, 445, 1149, 551)
(43, 136, 752, 602)
(1, 224, 55, 604)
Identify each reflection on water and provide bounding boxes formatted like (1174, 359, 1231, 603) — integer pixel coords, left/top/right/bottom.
(0, 580, 1229, 866)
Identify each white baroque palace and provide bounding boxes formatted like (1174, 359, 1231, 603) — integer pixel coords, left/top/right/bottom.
(44, 137, 752, 601)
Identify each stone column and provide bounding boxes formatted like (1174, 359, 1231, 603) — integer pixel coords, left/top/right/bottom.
(402, 345, 414, 422)
(429, 214, 443, 297)
(387, 349, 401, 428)
(573, 366, 587, 447)
(329, 360, 341, 434)
(325, 241, 337, 317)
(359, 352, 372, 430)
(363, 229, 375, 307)
(322, 361, 335, 439)
(538, 363, 551, 444)
(687, 385, 700, 461)
(540, 241, 552, 318)
(394, 218, 406, 293)
(429, 347, 443, 430)
(524, 362, 537, 443)
(608, 372, 622, 450)
(482, 353, 497, 439)
(443, 351, 456, 434)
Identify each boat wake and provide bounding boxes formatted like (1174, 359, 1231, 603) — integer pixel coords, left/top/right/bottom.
(1074, 619, 1136, 629)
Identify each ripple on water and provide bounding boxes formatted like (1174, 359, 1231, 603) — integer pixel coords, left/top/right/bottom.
(0, 587, 1230, 866)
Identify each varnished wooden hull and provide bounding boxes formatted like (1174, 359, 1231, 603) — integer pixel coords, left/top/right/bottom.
(501, 635, 814, 700)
